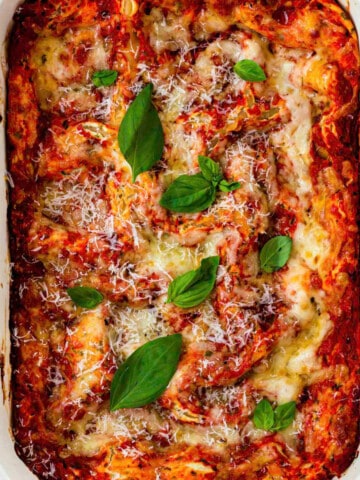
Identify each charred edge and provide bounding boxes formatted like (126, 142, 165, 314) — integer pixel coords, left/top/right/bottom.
(0, 348, 5, 404)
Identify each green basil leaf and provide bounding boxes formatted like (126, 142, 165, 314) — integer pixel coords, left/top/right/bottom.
(167, 256, 219, 308)
(92, 69, 118, 87)
(253, 399, 275, 431)
(67, 286, 104, 308)
(110, 334, 182, 410)
(272, 401, 296, 431)
(119, 83, 164, 182)
(260, 236, 292, 273)
(160, 155, 241, 213)
(253, 399, 296, 432)
(218, 179, 241, 193)
(233, 59, 266, 82)
(198, 155, 223, 184)
(160, 173, 216, 213)
(167, 268, 202, 306)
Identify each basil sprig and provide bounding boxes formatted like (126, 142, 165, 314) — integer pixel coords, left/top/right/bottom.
(253, 398, 296, 431)
(110, 334, 182, 410)
(67, 286, 104, 308)
(167, 256, 219, 308)
(234, 59, 266, 82)
(260, 236, 292, 273)
(160, 156, 240, 213)
(119, 83, 164, 182)
(92, 69, 118, 87)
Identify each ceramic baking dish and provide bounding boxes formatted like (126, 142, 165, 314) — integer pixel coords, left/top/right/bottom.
(0, 0, 360, 479)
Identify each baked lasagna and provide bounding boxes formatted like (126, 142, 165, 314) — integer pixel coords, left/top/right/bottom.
(7, 0, 360, 478)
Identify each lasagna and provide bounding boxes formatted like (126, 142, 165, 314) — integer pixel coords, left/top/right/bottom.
(7, 0, 360, 479)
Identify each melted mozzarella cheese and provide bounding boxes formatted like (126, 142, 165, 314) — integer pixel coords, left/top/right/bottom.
(31, 27, 109, 112)
(144, 233, 197, 276)
(293, 219, 330, 271)
(176, 422, 240, 452)
(268, 52, 314, 206)
(146, 7, 193, 54)
(282, 257, 318, 325)
(108, 306, 171, 360)
(252, 313, 332, 404)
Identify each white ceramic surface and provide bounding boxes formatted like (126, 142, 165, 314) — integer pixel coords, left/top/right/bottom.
(0, 1, 359, 479)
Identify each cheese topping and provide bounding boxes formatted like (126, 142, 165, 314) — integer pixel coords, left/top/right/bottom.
(8, 0, 359, 478)
(33, 23, 329, 454)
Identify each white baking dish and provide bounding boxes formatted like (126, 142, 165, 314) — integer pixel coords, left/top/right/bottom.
(0, 1, 359, 479)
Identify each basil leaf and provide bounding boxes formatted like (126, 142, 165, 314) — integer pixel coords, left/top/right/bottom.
(253, 399, 296, 432)
(260, 236, 292, 273)
(167, 256, 219, 308)
(119, 83, 164, 181)
(160, 155, 241, 213)
(253, 399, 275, 431)
(272, 401, 296, 431)
(233, 59, 266, 82)
(198, 155, 223, 184)
(92, 69, 118, 87)
(67, 286, 104, 308)
(110, 334, 182, 410)
(160, 174, 216, 213)
(218, 179, 241, 193)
